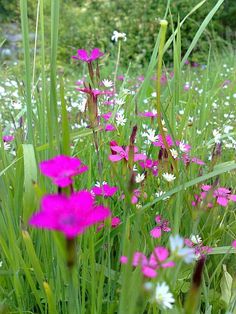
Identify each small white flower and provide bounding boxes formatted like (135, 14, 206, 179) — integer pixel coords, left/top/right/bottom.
(102, 79, 113, 88)
(94, 181, 107, 187)
(116, 112, 127, 126)
(179, 109, 184, 115)
(213, 129, 221, 144)
(115, 98, 125, 106)
(142, 129, 158, 143)
(162, 173, 176, 182)
(155, 191, 170, 200)
(151, 92, 157, 97)
(170, 148, 178, 159)
(135, 173, 145, 183)
(190, 234, 202, 245)
(12, 100, 22, 110)
(111, 30, 127, 42)
(155, 282, 175, 309)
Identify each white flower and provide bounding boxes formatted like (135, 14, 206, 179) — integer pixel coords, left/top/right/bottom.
(190, 234, 202, 245)
(94, 181, 107, 187)
(170, 148, 178, 159)
(179, 109, 185, 115)
(179, 142, 188, 153)
(111, 30, 127, 42)
(155, 191, 170, 200)
(170, 235, 195, 264)
(116, 112, 127, 126)
(115, 98, 125, 106)
(162, 173, 176, 182)
(213, 129, 221, 144)
(135, 173, 145, 183)
(151, 92, 157, 97)
(12, 100, 22, 110)
(102, 79, 113, 88)
(142, 129, 158, 143)
(154, 282, 175, 309)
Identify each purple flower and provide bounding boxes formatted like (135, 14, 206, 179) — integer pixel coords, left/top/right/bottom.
(109, 145, 146, 163)
(29, 191, 111, 239)
(92, 183, 118, 198)
(39, 155, 88, 188)
(72, 48, 104, 63)
(2, 135, 14, 142)
(150, 215, 171, 238)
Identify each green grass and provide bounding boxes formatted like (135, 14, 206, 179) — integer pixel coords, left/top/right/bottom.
(0, 0, 236, 313)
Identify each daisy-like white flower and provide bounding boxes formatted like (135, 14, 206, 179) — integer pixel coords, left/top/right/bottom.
(179, 142, 188, 153)
(135, 173, 145, 183)
(154, 282, 175, 309)
(162, 173, 176, 182)
(142, 129, 158, 143)
(116, 112, 127, 126)
(102, 79, 113, 88)
(111, 30, 127, 42)
(190, 234, 202, 245)
(155, 191, 170, 200)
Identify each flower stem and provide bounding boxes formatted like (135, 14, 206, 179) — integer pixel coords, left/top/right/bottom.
(113, 40, 121, 92)
(156, 20, 177, 173)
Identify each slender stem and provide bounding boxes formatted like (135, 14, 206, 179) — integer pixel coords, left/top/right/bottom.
(113, 40, 121, 92)
(156, 20, 177, 172)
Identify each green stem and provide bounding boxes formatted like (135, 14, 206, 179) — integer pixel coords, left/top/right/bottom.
(156, 20, 177, 173)
(114, 40, 121, 92)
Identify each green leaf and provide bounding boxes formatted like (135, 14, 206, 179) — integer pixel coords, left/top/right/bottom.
(220, 264, 233, 306)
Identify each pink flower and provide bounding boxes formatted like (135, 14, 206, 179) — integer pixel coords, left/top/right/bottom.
(2, 135, 14, 142)
(213, 187, 236, 207)
(105, 124, 116, 132)
(29, 191, 111, 239)
(232, 240, 236, 249)
(97, 216, 121, 232)
(101, 112, 112, 121)
(39, 155, 88, 188)
(92, 183, 118, 198)
(150, 215, 171, 238)
(72, 48, 104, 63)
(139, 159, 158, 176)
(139, 111, 158, 118)
(120, 246, 175, 278)
(153, 134, 173, 149)
(109, 145, 146, 163)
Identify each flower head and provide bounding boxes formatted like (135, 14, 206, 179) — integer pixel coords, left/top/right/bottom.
(111, 31, 127, 42)
(72, 48, 104, 63)
(155, 282, 175, 309)
(29, 191, 111, 239)
(39, 155, 88, 188)
(150, 215, 171, 238)
(91, 183, 118, 198)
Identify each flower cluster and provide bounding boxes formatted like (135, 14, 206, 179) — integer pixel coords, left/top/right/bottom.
(29, 155, 111, 239)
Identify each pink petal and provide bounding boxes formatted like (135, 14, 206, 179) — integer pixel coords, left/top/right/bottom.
(230, 194, 236, 202)
(216, 197, 228, 207)
(109, 154, 124, 162)
(142, 266, 157, 278)
(150, 227, 162, 238)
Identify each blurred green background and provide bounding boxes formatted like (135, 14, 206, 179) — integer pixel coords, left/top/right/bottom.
(0, 0, 235, 65)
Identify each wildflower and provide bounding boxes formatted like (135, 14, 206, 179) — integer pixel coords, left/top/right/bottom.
(2, 135, 14, 142)
(153, 134, 173, 149)
(139, 159, 158, 176)
(155, 191, 170, 200)
(170, 148, 178, 159)
(139, 110, 158, 118)
(142, 129, 158, 143)
(104, 124, 116, 132)
(155, 282, 175, 309)
(29, 191, 111, 239)
(232, 240, 236, 249)
(39, 155, 88, 188)
(97, 216, 121, 232)
(109, 144, 146, 163)
(72, 48, 104, 63)
(135, 173, 145, 183)
(150, 215, 171, 238)
(111, 30, 127, 42)
(162, 173, 176, 182)
(190, 234, 202, 245)
(91, 183, 118, 198)
(170, 235, 195, 263)
(116, 112, 127, 126)
(102, 79, 113, 88)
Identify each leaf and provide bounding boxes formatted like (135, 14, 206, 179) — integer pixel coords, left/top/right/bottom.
(220, 264, 233, 306)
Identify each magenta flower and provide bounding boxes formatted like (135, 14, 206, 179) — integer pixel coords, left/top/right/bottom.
(97, 216, 121, 232)
(72, 48, 104, 63)
(92, 183, 118, 198)
(101, 112, 112, 121)
(150, 215, 171, 238)
(29, 191, 111, 239)
(109, 145, 146, 162)
(39, 155, 88, 188)
(192, 185, 236, 208)
(232, 240, 236, 249)
(2, 135, 14, 142)
(104, 124, 116, 132)
(153, 134, 173, 149)
(120, 246, 175, 278)
(139, 159, 158, 176)
(139, 111, 158, 118)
